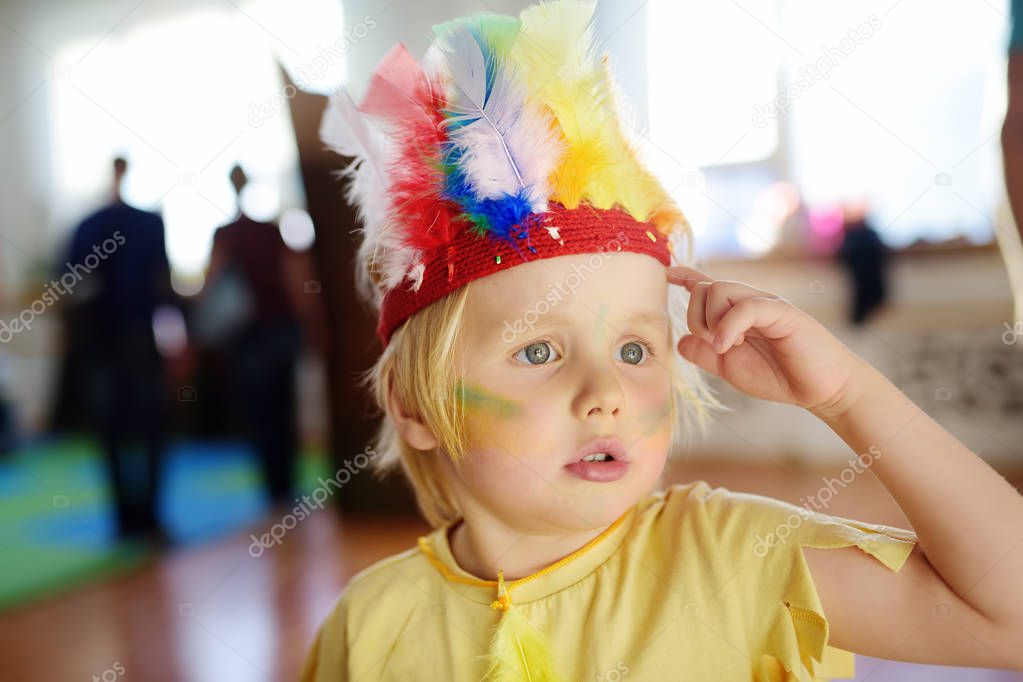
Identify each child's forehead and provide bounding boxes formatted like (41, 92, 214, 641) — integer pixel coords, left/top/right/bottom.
(470, 252, 667, 302)
(464, 258, 671, 345)
(463, 301, 671, 353)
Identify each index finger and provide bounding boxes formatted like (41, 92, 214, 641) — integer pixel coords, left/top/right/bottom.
(666, 265, 714, 290)
(667, 265, 780, 302)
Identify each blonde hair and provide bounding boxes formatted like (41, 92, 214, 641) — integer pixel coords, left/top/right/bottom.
(358, 284, 473, 528)
(357, 249, 730, 529)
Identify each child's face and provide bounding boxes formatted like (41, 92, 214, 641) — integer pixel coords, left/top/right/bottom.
(441, 251, 674, 535)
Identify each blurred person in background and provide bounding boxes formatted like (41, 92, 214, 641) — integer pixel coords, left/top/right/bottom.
(0, 345, 12, 455)
(201, 164, 302, 507)
(836, 200, 890, 325)
(752, 180, 811, 260)
(1001, 0, 1023, 318)
(66, 156, 172, 543)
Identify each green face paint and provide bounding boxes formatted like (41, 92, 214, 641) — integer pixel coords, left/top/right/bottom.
(455, 379, 523, 419)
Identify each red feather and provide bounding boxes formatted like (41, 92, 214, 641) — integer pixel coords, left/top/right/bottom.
(359, 44, 458, 252)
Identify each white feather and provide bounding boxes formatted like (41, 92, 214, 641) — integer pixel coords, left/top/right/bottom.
(320, 88, 388, 191)
(321, 88, 412, 309)
(438, 27, 562, 210)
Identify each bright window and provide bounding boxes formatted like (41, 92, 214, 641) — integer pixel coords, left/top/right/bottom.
(646, 0, 1010, 258)
(49, 0, 346, 291)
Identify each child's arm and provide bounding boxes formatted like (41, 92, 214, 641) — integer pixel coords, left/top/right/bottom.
(667, 265, 1023, 669)
(804, 357, 1023, 668)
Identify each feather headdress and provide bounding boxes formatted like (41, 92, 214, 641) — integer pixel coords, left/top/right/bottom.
(321, 0, 692, 346)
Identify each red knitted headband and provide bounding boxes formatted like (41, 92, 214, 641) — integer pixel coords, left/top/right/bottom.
(376, 202, 673, 346)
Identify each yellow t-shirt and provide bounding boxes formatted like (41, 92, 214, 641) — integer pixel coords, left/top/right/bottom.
(300, 480, 918, 681)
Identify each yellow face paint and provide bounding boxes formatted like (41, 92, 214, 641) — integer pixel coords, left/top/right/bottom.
(455, 379, 523, 419)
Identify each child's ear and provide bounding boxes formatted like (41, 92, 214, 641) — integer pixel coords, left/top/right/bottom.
(386, 375, 440, 451)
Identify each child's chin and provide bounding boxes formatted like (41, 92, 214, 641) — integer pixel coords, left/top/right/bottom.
(561, 490, 638, 519)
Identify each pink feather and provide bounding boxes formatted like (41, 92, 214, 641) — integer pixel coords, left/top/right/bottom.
(359, 44, 459, 254)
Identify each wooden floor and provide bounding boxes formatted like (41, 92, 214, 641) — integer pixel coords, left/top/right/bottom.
(2, 460, 1021, 682)
(0, 509, 431, 682)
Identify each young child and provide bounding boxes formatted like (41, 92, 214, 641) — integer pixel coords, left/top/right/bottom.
(301, 2, 1023, 679)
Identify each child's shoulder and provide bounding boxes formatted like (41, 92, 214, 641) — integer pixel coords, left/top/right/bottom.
(300, 544, 438, 681)
(343, 543, 430, 602)
(640, 479, 917, 572)
(627, 479, 776, 561)
(639, 478, 794, 527)
(644, 478, 873, 530)
(316, 543, 435, 627)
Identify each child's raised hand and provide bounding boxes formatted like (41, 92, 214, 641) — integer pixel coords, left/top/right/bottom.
(667, 265, 864, 417)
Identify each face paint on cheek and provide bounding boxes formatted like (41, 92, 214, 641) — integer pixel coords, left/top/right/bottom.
(456, 380, 529, 455)
(455, 379, 523, 422)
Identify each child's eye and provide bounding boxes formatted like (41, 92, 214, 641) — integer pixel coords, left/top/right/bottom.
(619, 338, 656, 365)
(514, 340, 561, 365)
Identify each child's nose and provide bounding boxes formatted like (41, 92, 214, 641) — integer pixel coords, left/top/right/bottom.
(573, 361, 624, 421)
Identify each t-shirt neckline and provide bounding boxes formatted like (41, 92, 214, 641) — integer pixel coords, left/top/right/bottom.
(418, 502, 640, 605)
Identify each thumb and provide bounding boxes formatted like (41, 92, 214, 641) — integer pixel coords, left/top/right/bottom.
(677, 333, 722, 376)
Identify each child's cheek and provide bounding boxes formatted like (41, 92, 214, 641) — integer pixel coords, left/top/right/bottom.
(458, 379, 526, 444)
(635, 383, 673, 439)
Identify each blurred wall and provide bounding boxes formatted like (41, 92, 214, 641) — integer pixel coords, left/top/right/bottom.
(695, 243, 1021, 467)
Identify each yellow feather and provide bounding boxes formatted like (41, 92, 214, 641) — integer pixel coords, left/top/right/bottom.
(510, 1, 616, 210)
(596, 55, 692, 241)
(483, 603, 563, 682)
(510, 1, 692, 247)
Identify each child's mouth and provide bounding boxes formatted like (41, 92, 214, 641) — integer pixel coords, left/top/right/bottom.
(564, 454, 628, 482)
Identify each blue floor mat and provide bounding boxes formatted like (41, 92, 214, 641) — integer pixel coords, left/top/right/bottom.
(0, 435, 328, 610)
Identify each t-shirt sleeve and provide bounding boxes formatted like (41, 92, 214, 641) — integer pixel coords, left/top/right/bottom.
(299, 594, 349, 682)
(698, 483, 919, 682)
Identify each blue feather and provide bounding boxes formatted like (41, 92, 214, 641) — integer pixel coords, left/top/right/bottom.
(435, 21, 546, 259)
(442, 147, 536, 259)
